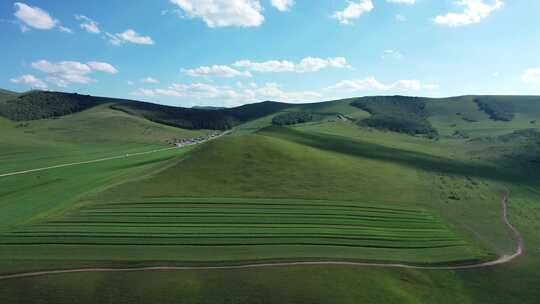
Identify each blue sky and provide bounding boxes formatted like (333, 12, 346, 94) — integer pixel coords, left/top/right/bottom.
(1, 0, 540, 107)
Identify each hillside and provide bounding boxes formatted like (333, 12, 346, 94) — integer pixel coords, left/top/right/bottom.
(1, 92, 540, 303)
(0, 89, 18, 103)
(0, 90, 291, 130)
(112, 99, 290, 130)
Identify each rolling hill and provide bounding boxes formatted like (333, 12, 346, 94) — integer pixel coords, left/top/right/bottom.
(1, 90, 540, 303)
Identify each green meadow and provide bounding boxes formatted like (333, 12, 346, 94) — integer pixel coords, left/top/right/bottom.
(1, 93, 540, 303)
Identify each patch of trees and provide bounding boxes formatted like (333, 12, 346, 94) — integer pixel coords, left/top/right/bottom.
(112, 100, 291, 130)
(350, 96, 438, 138)
(0, 91, 102, 121)
(272, 112, 313, 126)
(474, 97, 515, 121)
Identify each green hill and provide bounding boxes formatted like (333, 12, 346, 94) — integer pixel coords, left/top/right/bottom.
(0, 89, 18, 103)
(112, 99, 290, 130)
(2, 92, 540, 303)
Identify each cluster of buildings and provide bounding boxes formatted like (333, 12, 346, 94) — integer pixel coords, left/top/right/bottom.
(167, 132, 223, 148)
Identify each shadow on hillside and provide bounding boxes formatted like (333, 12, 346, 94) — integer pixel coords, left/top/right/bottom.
(260, 127, 527, 183)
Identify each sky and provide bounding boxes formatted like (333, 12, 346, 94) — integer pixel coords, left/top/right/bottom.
(1, 0, 540, 107)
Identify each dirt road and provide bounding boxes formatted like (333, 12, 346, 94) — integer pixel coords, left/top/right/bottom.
(0, 132, 229, 179)
(0, 190, 523, 281)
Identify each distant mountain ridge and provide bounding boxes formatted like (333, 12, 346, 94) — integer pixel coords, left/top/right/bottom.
(1, 89, 540, 137)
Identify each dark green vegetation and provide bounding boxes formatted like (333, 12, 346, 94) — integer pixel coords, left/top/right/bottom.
(0, 90, 289, 130)
(351, 96, 438, 138)
(272, 111, 313, 126)
(112, 100, 290, 130)
(1, 92, 540, 303)
(474, 96, 515, 121)
(0, 91, 116, 121)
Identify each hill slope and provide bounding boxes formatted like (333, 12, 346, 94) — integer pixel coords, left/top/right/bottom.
(1, 93, 540, 303)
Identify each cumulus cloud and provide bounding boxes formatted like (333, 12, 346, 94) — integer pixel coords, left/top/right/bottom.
(131, 82, 321, 106)
(271, 0, 295, 11)
(169, 0, 264, 28)
(14, 2, 56, 29)
(10, 74, 48, 90)
(182, 65, 252, 78)
(233, 57, 350, 73)
(30, 60, 119, 87)
(522, 68, 540, 85)
(75, 15, 100, 34)
(387, 0, 416, 4)
(140, 77, 160, 84)
(326, 77, 438, 92)
(106, 29, 154, 45)
(14, 2, 71, 33)
(435, 0, 503, 27)
(332, 0, 374, 25)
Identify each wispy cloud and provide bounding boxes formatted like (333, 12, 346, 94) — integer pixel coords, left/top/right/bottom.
(106, 29, 154, 45)
(271, 0, 295, 11)
(140, 77, 160, 84)
(30, 60, 118, 87)
(75, 15, 100, 34)
(14, 2, 71, 33)
(131, 82, 321, 106)
(435, 0, 503, 27)
(182, 65, 252, 78)
(326, 77, 438, 92)
(522, 68, 540, 85)
(10, 74, 48, 90)
(233, 57, 351, 73)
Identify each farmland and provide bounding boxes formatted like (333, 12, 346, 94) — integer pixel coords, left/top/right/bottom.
(0, 197, 479, 264)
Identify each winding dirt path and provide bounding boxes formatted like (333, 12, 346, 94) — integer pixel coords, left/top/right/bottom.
(0, 190, 523, 281)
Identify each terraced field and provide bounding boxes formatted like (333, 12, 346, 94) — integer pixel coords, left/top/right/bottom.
(0, 198, 468, 250)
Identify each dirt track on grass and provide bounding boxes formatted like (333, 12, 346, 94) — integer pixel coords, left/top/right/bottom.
(0, 190, 523, 281)
(0, 132, 229, 179)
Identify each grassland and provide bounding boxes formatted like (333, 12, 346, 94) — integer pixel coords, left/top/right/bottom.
(1, 94, 540, 303)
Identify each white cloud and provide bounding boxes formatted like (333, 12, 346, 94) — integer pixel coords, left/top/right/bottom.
(140, 77, 160, 84)
(435, 0, 503, 27)
(233, 57, 350, 73)
(75, 15, 100, 34)
(332, 0, 374, 25)
(182, 65, 252, 78)
(522, 68, 540, 85)
(169, 0, 264, 28)
(131, 82, 321, 106)
(107, 29, 154, 45)
(30, 60, 118, 87)
(233, 59, 295, 73)
(14, 2, 56, 30)
(10, 74, 48, 90)
(87, 61, 119, 74)
(381, 49, 403, 60)
(326, 77, 438, 92)
(127, 80, 135, 86)
(271, 0, 295, 11)
(387, 0, 416, 4)
(13, 2, 71, 33)
(58, 26, 73, 33)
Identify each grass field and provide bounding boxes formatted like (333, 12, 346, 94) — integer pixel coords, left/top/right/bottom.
(0, 197, 477, 261)
(1, 95, 540, 303)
